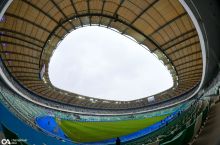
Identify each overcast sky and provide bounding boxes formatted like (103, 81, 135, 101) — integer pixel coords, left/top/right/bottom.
(49, 26, 173, 101)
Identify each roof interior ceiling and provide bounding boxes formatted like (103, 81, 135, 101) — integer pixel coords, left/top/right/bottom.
(0, 0, 203, 109)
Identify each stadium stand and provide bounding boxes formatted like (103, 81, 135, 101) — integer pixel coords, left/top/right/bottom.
(0, 79, 211, 144)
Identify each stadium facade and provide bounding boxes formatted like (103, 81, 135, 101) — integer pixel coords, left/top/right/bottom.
(0, 0, 220, 145)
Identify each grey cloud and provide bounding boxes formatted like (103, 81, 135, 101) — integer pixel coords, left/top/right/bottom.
(49, 26, 173, 101)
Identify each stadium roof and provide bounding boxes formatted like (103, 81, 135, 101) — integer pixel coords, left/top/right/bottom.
(0, 0, 203, 109)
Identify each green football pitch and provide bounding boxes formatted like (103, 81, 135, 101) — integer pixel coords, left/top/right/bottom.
(56, 114, 169, 143)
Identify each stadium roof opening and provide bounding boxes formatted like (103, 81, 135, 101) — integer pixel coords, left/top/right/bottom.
(48, 26, 173, 101)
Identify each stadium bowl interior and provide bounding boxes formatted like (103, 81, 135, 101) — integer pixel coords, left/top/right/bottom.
(0, 0, 220, 145)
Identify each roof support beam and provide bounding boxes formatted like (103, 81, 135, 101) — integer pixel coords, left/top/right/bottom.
(163, 34, 198, 51)
(51, 0, 75, 29)
(0, 40, 41, 52)
(14, 74, 38, 78)
(15, 76, 40, 80)
(17, 79, 40, 82)
(167, 41, 200, 55)
(179, 73, 202, 78)
(122, 0, 159, 34)
(3, 59, 39, 66)
(177, 87, 190, 91)
(149, 12, 187, 36)
(175, 57, 202, 68)
(1, 33, 43, 48)
(24, 82, 44, 86)
(5, 13, 50, 33)
(70, 0, 83, 26)
(21, 82, 40, 86)
(53, 93, 62, 100)
(107, 0, 125, 27)
(177, 83, 196, 88)
(179, 76, 201, 81)
(39, 89, 50, 96)
(5, 13, 61, 39)
(179, 80, 199, 84)
(98, 1, 106, 26)
(33, 86, 49, 93)
(179, 72, 202, 79)
(26, 84, 44, 88)
(177, 62, 203, 72)
(10, 71, 39, 75)
(179, 68, 202, 76)
(21, 0, 69, 33)
(29, 86, 46, 92)
(61, 97, 70, 103)
(6, 65, 39, 70)
(160, 29, 196, 47)
(66, 97, 74, 104)
(0, 28, 44, 44)
(0, 51, 39, 60)
(87, 0, 91, 26)
(47, 93, 58, 99)
(180, 78, 200, 82)
(172, 50, 201, 62)
(47, 92, 58, 100)
(178, 86, 195, 91)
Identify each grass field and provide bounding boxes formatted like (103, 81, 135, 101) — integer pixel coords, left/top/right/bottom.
(56, 114, 169, 142)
